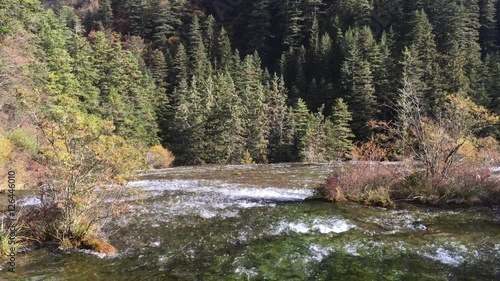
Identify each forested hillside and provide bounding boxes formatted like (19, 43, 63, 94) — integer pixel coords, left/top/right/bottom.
(1, 0, 500, 263)
(2, 0, 500, 168)
(84, 0, 500, 164)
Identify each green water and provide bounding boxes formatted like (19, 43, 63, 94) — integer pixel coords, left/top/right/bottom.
(3, 164, 500, 280)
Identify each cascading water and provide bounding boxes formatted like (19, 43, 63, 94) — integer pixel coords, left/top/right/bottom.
(7, 164, 500, 280)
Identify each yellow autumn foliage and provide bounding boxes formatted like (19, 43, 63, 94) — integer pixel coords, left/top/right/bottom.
(147, 145, 175, 169)
(0, 134, 12, 164)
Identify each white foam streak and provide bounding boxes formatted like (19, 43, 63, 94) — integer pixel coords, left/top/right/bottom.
(272, 218, 355, 235)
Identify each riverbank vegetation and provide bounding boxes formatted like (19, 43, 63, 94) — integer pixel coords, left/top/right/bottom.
(2, 0, 500, 256)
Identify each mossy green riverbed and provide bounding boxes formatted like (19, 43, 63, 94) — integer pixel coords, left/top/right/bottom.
(4, 164, 500, 280)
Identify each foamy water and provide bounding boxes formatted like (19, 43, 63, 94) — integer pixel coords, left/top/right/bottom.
(271, 217, 355, 235)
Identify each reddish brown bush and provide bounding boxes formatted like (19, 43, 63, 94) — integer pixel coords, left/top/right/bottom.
(316, 163, 404, 207)
(317, 162, 500, 207)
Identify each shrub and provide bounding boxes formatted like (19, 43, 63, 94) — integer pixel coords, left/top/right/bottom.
(1, 208, 27, 257)
(317, 161, 500, 207)
(240, 150, 256, 165)
(394, 165, 500, 205)
(147, 145, 175, 169)
(7, 128, 39, 156)
(37, 109, 145, 250)
(316, 163, 402, 207)
(0, 135, 12, 164)
(352, 138, 388, 162)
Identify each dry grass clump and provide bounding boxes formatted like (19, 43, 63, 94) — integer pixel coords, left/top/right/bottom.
(80, 238, 117, 255)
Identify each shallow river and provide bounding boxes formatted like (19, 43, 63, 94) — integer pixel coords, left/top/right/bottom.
(6, 164, 500, 280)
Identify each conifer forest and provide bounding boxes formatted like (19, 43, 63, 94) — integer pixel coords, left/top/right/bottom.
(1, 0, 500, 280)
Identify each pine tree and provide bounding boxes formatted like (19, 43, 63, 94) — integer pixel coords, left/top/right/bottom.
(150, 49, 168, 90)
(337, 0, 373, 27)
(280, 0, 305, 49)
(445, 42, 470, 96)
(151, 0, 180, 46)
(294, 45, 307, 100)
(484, 52, 500, 114)
(342, 28, 377, 138)
(246, 0, 271, 55)
(317, 32, 333, 80)
(302, 0, 324, 37)
(205, 72, 245, 163)
(98, 0, 113, 28)
(290, 98, 310, 160)
(408, 9, 443, 113)
(214, 26, 232, 70)
(308, 17, 319, 62)
(300, 109, 327, 162)
(171, 43, 188, 88)
(328, 98, 354, 160)
(203, 15, 218, 66)
(126, 0, 150, 37)
(267, 75, 290, 162)
(187, 15, 211, 83)
(240, 54, 269, 163)
(479, 0, 499, 55)
(172, 77, 207, 164)
(376, 32, 396, 120)
(67, 33, 100, 114)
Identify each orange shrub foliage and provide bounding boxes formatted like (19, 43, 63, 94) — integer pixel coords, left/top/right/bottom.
(147, 145, 175, 169)
(352, 138, 388, 161)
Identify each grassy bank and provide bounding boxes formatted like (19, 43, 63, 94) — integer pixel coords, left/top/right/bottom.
(315, 162, 500, 207)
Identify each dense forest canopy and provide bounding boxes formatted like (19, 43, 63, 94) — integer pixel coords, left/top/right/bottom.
(1, 0, 500, 167)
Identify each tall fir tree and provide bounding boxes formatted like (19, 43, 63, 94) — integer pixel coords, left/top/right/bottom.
(171, 43, 188, 88)
(187, 15, 211, 83)
(342, 28, 377, 138)
(327, 98, 354, 160)
(267, 75, 291, 162)
(246, 0, 271, 55)
(479, 0, 499, 55)
(214, 26, 232, 70)
(98, 0, 113, 28)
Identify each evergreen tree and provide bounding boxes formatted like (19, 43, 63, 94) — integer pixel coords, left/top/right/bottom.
(445, 42, 470, 96)
(214, 26, 232, 70)
(98, 0, 113, 28)
(308, 17, 319, 63)
(187, 15, 211, 83)
(67, 32, 100, 114)
(290, 98, 310, 160)
(171, 43, 188, 87)
(484, 52, 500, 112)
(317, 32, 333, 80)
(280, 0, 305, 49)
(203, 15, 218, 66)
(408, 9, 444, 113)
(479, 0, 499, 55)
(151, 0, 180, 46)
(126, 0, 151, 37)
(150, 49, 168, 90)
(205, 72, 245, 163)
(246, 0, 271, 55)
(172, 77, 207, 164)
(300, 108, 327, 162)
(267, 75, 290, 162)
(240, 54, 269, 162)
(328, 98, 354, 160)
(342, 28, 377, 139)
(337, 0, 373, 27)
